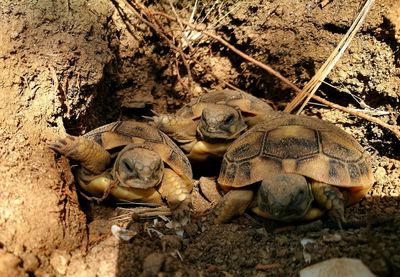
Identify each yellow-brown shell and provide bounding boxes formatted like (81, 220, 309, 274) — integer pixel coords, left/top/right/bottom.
(84, 121, 193, 181)
(176, 89, 272, 119)
(218, 113, 374, 198)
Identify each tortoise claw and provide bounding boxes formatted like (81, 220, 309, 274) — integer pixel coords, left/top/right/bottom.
(212, 189, 254, 224)
(311, 181, 346, 228)
(328, 204, 346, 229)
(170, 197, 192, 225)
(48, 135, 78, 156)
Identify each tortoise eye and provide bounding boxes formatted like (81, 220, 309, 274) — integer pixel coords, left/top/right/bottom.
(120, 159, 139, 179)
(200, 111, 208, 122)
(123, 160, 133, 172)
(151, 161, 162, 171)
(297, 190, 305, 200)
(291, 189, 306, 206)
(224, 114, 235, 125)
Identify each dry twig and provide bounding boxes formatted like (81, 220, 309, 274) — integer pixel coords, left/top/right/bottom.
(130, 0, 298, 91)
(255, 263, 281, 270)
(169, 1, 192, 92)
(285, 0, 375, 114)
(122, 0, 400, 140)
(320, 0, 333, 9)
(113, 206, 172, 221)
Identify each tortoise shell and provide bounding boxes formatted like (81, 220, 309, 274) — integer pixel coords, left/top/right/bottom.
(84, 121, 193, 181)
(176, 89, 272, 119)
(218, 113, 374, 201)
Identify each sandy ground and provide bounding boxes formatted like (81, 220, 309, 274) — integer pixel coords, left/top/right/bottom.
(0, 0, 399, 276)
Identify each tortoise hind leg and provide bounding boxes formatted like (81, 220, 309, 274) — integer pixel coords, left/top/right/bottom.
(213, 189, 254, 224)
(311, 181, 345, 226)
(49, 135, 111, 174)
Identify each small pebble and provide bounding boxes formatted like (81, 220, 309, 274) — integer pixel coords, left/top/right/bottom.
(374, 167, 386, 179)
(369, 258, 388, 275)
(142, 253, 165, 277)
(22, 252, 40, 272)
(161, 235, 182, 251)
(50, 250, 70, 275)
(322, 233, 342, 242)
(299, 258, 375, 277)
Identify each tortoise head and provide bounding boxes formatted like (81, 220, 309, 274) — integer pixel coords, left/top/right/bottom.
(254, 174, 314, 221)
(113, 144, 164, 189)
(197, 104, 247, 142)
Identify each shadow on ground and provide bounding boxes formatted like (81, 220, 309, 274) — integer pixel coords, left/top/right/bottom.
(109, 195, 400, 276)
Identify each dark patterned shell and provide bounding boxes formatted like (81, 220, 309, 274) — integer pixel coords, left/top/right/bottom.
(84, 121, 193, 180)
(176, 90, 272, 119)
(218, 113, 374, 192)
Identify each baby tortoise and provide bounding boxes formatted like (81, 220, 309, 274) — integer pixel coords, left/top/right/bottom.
(153, 90, 272, 161)
(49, 121, 193, 217)
(214, 113, 374, 225)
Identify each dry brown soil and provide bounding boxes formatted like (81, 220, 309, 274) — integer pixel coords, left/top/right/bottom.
(0, 0, 399, 276)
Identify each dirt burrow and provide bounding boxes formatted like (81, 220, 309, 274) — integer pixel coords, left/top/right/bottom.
(0, 0, 116, 274)
(0, 0, 399, 276)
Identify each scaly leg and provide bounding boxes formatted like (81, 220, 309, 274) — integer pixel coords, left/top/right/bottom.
(187, 141, 229, 161)
(245, 114, 267, 127)
(213, 189, 254, 224)
(153, 114, 197, 144)
(49, 135, 111, 174)
(158, 168, 193, 221)
(77, 172, 163, 204)
(311, 181, 345, 226)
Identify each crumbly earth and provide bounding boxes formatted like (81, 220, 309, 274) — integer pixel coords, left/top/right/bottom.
(0, 0, 399, 276)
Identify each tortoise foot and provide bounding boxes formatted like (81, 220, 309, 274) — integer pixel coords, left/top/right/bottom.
(311, 181, 345, 226)
(213, 189, 254, 224)
(170, 197, 192, 226)
(49, 135, 111, 174)
(49, 135, 79, 157)
(158, 168, 193, 225)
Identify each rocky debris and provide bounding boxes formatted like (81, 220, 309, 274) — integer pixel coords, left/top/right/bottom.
(50, 250, 70, 275)
(0, 250, 27, 277)
(299, 258, 375, 277)
(141, 252, 166, 277)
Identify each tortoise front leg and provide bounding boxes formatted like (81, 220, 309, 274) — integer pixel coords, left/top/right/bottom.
(311, 181, 345, 225)
(76, 174, 117, 203)
(77, 173, 163, 204)
(158, 168, 192, 220)
(153, 114, 197, 144)
(49, 135, 111, 174)
(245, 115, 267, 127)
(213, 189, 254, 224)
(187, 141, 229, 161)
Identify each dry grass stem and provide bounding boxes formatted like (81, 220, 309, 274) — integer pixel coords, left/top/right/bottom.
(113, 206, 172, 221)
(169, 1, 192, 92)
(285, 0, 376, 114)
(320, 0, 333, 8)
(131, 0, 298, 91)
(312, 95, 400, 139)
(122, 0, 400, 140)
